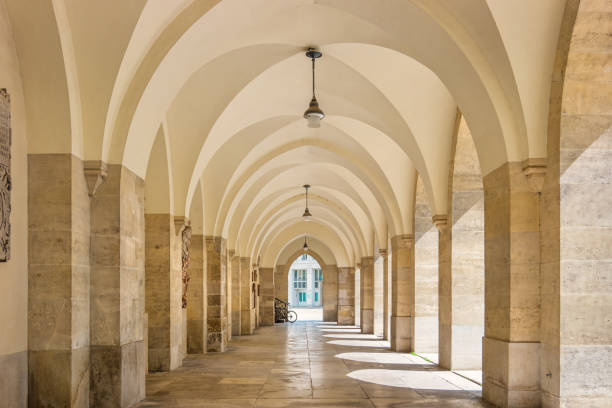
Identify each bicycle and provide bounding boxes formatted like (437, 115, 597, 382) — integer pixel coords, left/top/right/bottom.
(274, 298, 298, 323)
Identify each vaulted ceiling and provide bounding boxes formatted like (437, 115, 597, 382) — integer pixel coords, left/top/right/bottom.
(5, 0, 566, 267)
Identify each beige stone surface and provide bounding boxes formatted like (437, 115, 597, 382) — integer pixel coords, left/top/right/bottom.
(414, 177, 439, 353)
(390, 235, 415, 352)
(231, 254, 242, 336)
(323, 265, 339, 322)
(206, 236, 228, 352)
(90, 164, 146, 406)
(360, 257, 375, 334)
(240, 257, 254, 335)
(259, 267, 275, 326)
(28, 154, 91, 406)
(186, 234, 206, 354)
(338, 267, 355, 325)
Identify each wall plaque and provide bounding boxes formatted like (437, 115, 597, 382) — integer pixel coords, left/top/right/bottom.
(0, 89, 10, 262)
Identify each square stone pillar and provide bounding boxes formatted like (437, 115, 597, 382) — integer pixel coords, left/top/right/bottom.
(186, 234, 205, 353)
(230, 253, 241, 336)
(434, 215, 452, 369)
(205, 237, 227, 352)
(337, 267, 355, 325)
(240, 257, 254, 335)
(274, 264, 288, 303)
(360, 257, 375, 333)
(379, 249, 389, 340)
(482, 162, 542, 407)
(391, 235, 415, 352)
(28, 154, 91, 407)
(226, 250, 232, 341)
(90, 164, 145, 407)
(322, 265, 338, 322)
(259, 267, 275, 325)
(144, 214, 182, 371)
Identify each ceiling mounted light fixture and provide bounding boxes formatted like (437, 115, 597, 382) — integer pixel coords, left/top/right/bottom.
(303, 48, 324, 128)
(302, 184, 312, 219)
(303, 236, 309, 251)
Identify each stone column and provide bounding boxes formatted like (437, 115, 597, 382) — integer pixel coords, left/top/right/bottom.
(205, 237, 227, 352)
(28, 155, 91, 407)
(390, 235, 415, 352)
(144, 214, 182, 371)
(240, 257, 254, 335)
(259, 267, 275, 325)
(482, 163, 541, 407)
(322, 265, 338, 322)
(360, 257, 375, 333)
(230, 253, 241, 336)
(414, 197, 439, 353)
(379, 249, 389, 339)
(226, 250, 232, 341)
(90, 164, 145, 407)
(434, 215, 452, 368)
(337, 267, 355, 325)
(274, 264, 289, 303)
(186, 234, 205, 353)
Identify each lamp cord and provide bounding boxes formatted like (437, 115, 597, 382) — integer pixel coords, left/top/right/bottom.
(311, 57, 316, 98)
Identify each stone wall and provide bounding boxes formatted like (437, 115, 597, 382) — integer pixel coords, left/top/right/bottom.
(322, 265, 338, 322)
(90, 164, 146, 407)
(540, 1, 612, 406)
(186, 234, 205, 353)
(205, 237, 227, 352)
(391, 235, 415, 352)
(28, 154, 90, 407)
(230, 253, 241, 336)
(373, 255, 384, 337)
(259, 267, 275, 325)
(0, 3, 28, 404)
(240, 257, 254, 335)
(337, 267, 355, 325)
(414, 177, 438, 353)
(360, 257, 374, 333)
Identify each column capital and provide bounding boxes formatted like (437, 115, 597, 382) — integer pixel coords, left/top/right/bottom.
(84, 160, 107, 197)
(522, 158, 547, 193)
(378, 248, 388, 258)
(228, 249, 236, 258)
(391, 234, 414, 249)
(432, 214, 449, 231)
(173, 216, 190, 234)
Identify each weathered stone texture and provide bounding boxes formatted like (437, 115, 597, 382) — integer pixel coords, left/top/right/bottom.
(186, 234, 206, 353)
(28, 154, 91, 407)
(337, 267, 355, 325)
(391, 235, 415, 352)
(230, 254, 241, 336)
(259, 267, 275, 325)
(322, 265, 338, 322)
(414, 178, 438, 353)
(90, 164, 145, 407)
(206, 237, 227, 352)
(240, 257, 254, 335)
(360, 257, 374, 334)
(0, 350, 26, 407)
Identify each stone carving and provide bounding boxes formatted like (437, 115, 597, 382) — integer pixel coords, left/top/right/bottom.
(181, 225, 192, 308)
(0, 89, 10, 261)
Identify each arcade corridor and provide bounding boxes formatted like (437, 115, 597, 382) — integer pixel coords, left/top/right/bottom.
(137, 321, 488, 407)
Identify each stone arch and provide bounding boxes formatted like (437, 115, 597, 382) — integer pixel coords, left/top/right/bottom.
(539, 1, 612, 406)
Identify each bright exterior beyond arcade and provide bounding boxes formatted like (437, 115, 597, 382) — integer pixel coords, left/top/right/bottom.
(288, 254, 323, 307)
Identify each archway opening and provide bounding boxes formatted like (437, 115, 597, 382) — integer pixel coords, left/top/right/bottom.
(288, 254, 323, 321)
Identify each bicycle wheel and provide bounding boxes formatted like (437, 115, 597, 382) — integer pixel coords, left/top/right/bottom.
(287, 310, 298, 323)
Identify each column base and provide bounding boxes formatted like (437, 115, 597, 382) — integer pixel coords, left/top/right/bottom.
(232, 311, 241, 335)
(91, 341, 145, 407)
(241, 311, 253, 335)
(390, 315, 414, 352)
(482, 337, 540, 408)
(337, 305, 355, 326)
(361, 308, 374, 334)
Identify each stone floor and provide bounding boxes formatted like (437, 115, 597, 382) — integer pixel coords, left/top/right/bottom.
(136, 322, 491, 407)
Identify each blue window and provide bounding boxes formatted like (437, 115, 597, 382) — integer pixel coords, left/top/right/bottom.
(315, 292, 319, 302)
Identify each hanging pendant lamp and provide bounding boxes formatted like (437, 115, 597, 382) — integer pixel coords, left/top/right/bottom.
(303, 236, 309, 251)
(303, 48, 324, 128)
(302, 184, 312, 219)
